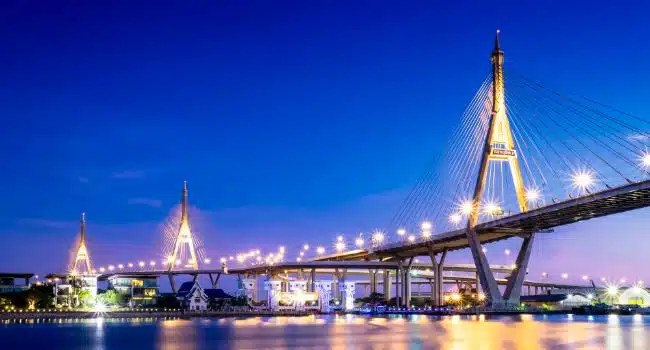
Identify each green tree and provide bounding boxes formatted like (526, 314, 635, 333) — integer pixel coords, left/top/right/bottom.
(98, 290, 124, 306)
(156, 294, 180, 308)
(77, 290, 92, 307)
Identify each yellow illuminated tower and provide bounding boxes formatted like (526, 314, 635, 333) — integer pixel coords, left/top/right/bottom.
(465, 31, 532, 305)
(167, 181, 199, 271)
(72, 213, 92, 274)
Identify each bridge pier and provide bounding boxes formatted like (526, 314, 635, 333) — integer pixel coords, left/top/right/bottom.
(310, 269, 316, 292)
(466, 227, 503, 306)
(503, 234, 536, 304)
(402, 257, 414, 308)
(383, 269, 391, 302)
(427, 247, 447, 306)
(208, 273, 221, 288)
(369, 269, 377, 295)
(168, 274, 177, 294)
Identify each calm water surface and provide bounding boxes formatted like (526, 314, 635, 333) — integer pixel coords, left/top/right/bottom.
(1, 314, 649, 349)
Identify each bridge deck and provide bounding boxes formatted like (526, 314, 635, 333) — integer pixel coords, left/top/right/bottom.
(373, 179, 650, 258)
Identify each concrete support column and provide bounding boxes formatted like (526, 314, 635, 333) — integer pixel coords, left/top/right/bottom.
(475, 271, 481, 294)
(310, 269, 316, 292)
(208, 273, 221, 288)
(168, 274, 177, 294)
(436, 250, 447, 306)
(503, 233, 536, 304)
(403, 257, 414, 308)
(332, 270, 339, 299)
(428, 250, 439, 306)
(396, 263, 402, 306)
(369, 269, 377, 295)
(383, 269, 391, 302)
(466, 227, 502, 305)
(535, 286, 539, 295)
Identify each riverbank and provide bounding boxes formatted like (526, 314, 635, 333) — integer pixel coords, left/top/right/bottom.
(0, 310, 311, 320)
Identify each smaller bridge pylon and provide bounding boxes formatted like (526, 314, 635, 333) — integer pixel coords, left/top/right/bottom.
(71, 213, 92, 274)
(167, 181, 200, 273)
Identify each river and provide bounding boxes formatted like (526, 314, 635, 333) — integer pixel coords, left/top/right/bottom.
(1, 314, 649, 349)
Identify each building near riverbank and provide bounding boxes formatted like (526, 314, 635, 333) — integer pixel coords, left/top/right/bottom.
(618, 287, 650, 306)
(0, 274, 33, 294)
(106, 274, 159, 306)
(176, 281, 234, 311)
(46, 274, 98, 307)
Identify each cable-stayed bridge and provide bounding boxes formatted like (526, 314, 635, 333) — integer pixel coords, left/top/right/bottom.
(54, 31, 650, 309)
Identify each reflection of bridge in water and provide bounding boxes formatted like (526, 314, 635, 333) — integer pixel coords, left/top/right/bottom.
(50, 31, 650, 310)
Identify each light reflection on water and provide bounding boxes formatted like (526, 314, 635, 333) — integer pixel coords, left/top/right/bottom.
(1, 314, 650, 349)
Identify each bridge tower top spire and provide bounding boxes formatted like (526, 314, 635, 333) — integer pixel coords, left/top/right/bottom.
(181, 180, 189, 223)
(493, 29, 502, 52)
(80, 212, 86, 243)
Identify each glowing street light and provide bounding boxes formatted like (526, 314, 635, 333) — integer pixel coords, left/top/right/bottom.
(483, 201, 501, 215)
(355, 237, 364, 248)
(541, 272, 549, 278)
(150, 260, 156, 267)
(396, 228, 406, 236)
(118, 264, 124, 269)
(571, 170, 595, 192)
(108, 265, 114, 271)
(316, 246, 325, 255)
(581, 275, 589, 281)
(525, 188, 541, 202)
(299, 251, 304, 257)
(335, 241, 346, 253)
(606, 284, 619, 296)
(303, 244, 309, 251)
(449, 214, 461, 225)
(372, 231, 385, 245)
(337, 236, 343, 242)
(407, 235, 416, 243)
(204, 258, 211, 264)
(561, 273, 568, 279)
(504, 249, 511, 256)
(138, 261, 145, 268)
(220, 257, 227, 263)
(459, 200, 473, 215)
(640, 152, 650, 169)
(481, 246, 487, 253)
(420, 221, 432, 232)
(128, 263, 133, 268)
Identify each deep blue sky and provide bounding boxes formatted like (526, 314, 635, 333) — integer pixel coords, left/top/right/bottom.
(1, 1, 649, 287)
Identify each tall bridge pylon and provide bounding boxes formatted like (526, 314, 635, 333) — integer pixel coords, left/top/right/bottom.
(167, 181, 199, 272)
(72, 213, 92, 274)
(465, 30, 535, 306)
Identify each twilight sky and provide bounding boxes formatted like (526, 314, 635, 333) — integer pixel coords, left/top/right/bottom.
(1, 1, 649, 288)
